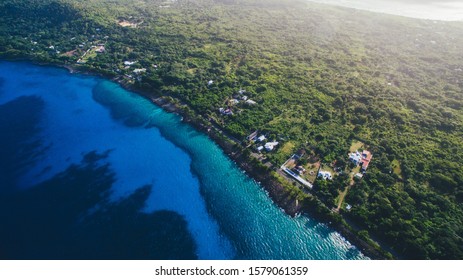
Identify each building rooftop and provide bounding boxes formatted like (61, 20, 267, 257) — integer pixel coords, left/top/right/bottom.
(361, 150, 373, 170)
(318, 170, 332, 180)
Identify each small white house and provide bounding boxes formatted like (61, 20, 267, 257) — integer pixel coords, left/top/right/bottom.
(133, 68, 147, 74)
(229, 99, 240, 105)
(318, 170, 333, 180)
(219, 108, 233, 116)
(264, 141, 279, 151)
(208, 80, 214, 86)
(245, 99, 257, 105)
(95, 46, 105, 53)
(257, 135, 266, 142)
(349, 151, 362, 165)
(124, 61, 136, 66)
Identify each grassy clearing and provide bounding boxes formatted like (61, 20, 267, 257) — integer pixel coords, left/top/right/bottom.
(392, 159, 402, 179)
(280, 141, 295, 156)
(349, 140, 365, 153)
(336, 187, 350, 210)
(80, 48, 97, 63)
(320, 164, 335, 175)
(303, 161, 320, 184)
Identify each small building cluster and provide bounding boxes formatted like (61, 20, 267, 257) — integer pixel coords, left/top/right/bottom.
(349, 150, 373, 172)
(280, 148, 321, 189)
(282, 167, 313, 189)
(95, 45, 105, 53)
(218, 88, 259, 119)
(264, 141, 279, 151)
(219, 107, 233, 115)
(237, 89, 257, 105)
(295, 165, 306, 175)
(248, 132, 279, 153)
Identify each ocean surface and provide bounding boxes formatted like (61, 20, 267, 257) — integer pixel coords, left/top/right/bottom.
(0, 61, 367, 260)
(307, 0, 463, 21)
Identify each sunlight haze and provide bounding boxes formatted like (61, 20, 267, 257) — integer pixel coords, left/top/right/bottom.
(307, 0, 463, 21)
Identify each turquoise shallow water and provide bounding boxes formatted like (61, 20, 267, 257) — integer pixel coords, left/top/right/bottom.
(0, 61, 367, 259)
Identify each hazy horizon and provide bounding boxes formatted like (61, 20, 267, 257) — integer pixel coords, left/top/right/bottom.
(306, 0, 463, 21)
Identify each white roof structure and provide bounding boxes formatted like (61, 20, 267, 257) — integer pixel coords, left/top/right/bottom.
(95, 46, 105, 53)
(219, 108, 233, 115)
(318, 170, 332, 180)
(264, 141, 279, 151)
(133, 68, 147, 74)
(349, 151, 362, 164)
(257, 135, 266, 142)
(282, 168, 313, 189)
(246, 99, 257, 105)
(124, 61, 136, 66)
(208, 80, 214, 86)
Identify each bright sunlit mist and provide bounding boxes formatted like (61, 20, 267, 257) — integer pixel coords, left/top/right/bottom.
(307, 0, 463, 21)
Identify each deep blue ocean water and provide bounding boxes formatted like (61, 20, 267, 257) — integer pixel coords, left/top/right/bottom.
(0, 61, 367, 260)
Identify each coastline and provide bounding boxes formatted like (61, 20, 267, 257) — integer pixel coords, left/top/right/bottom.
(1, 58, 393, 259)
(113, 70, 393, 260)
(138, 90, 393, 260)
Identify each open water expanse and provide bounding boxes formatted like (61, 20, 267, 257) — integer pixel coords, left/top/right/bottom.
(0, 61, 367, 259)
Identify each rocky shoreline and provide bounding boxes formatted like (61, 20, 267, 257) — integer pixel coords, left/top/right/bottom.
(69, 63, 392, 260)
(2, 58, 392, 259)
(134, 93, 392, 260)
(145, 95, 303, 216)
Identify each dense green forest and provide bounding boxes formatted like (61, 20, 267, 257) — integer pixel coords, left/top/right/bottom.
(1, 0, 462, 259)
